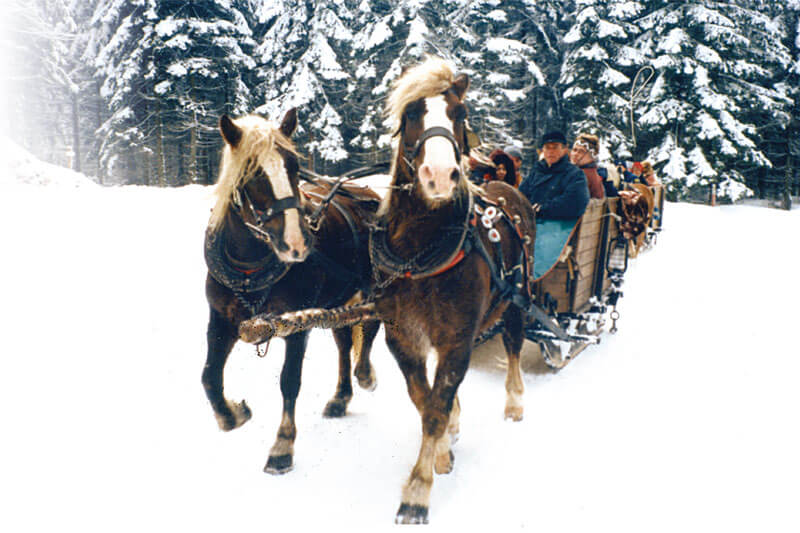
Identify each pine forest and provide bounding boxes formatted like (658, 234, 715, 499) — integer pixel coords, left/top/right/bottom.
(4, 0, 800, 204)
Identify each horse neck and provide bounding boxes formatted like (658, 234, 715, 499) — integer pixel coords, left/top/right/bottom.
(222, 209, 272, 263)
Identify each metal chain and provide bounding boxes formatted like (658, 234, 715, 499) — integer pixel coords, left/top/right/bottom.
(234, 289, 273, 357)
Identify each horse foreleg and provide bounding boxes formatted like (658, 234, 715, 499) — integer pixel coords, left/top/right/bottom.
(501, 306, 525, 421)
(202, 308, 252, 431)
(323, 327, 354, 418)
(397, 344, 471, 524)
(353, 319, 380, 391)
(265, 331, 308, 475)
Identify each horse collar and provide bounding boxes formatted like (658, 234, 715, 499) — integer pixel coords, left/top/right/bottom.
(204, 227, 290, 293)
(369, 191, 474, 282)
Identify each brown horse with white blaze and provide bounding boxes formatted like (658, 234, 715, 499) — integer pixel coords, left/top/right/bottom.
(373, 58, 537, 524)
(202, 109, 380, 474)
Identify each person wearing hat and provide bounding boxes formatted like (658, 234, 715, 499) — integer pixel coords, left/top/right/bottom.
(519, 130, 590, 219)
(569, 133, 607, 199)
(504, 144, 523, 177)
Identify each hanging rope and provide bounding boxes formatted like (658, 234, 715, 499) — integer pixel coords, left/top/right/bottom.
(629, 66, 655, 149)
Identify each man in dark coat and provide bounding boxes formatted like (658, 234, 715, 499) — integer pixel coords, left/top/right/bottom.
(519, 130, 590, 219)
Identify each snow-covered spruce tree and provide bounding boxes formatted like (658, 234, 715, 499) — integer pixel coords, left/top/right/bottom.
(752, 0, 800, 207)
(3, 0, 100, 173)
(559, 0, 646, 161)
(346, 0, 440, 167)
(445, 0, 547, 162)
(146, 0, 256, 185)
(93, 0, 162, 185)
(785, 0, 800, 204)
(252, 0, 353, 176)
(634, 2, 792, 202)
(94, 0, 255, 185)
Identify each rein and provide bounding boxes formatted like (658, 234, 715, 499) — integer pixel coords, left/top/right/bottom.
(301, 162, 389, 230)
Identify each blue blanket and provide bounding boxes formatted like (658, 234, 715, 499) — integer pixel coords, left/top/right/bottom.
(533, 218, 579, 280)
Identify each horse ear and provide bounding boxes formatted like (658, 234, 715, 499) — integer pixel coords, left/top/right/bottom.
(280, 108, 298, 137)
(452, 74, 470, 100)
(219, 115, 242, 148)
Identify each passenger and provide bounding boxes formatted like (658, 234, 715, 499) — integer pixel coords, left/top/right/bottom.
(489, 148, 519, 187)
(504, 144, 524, 179)
(596, 162, 620, 198)
(569, 133, 606, 199)
(519, 130, 590, 219)
(641, 161, 660, 186)
(617, 160, 647, 186)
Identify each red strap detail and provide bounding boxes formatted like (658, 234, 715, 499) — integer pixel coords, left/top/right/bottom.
(431, 249, 466, 276)
(233, 266, 262, 275)
(403, 249, 466, 279)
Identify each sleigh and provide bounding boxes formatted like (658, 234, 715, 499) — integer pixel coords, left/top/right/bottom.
(238, 184, 664, 372)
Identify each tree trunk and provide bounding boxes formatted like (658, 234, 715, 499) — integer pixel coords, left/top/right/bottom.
(155, 100, 166, 187)
(784, 121, 793, 211)
(189, 113, 198, 184)
(71, 92, 81, 173)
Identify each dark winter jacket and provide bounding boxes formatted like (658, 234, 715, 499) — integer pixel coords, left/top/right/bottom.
(519, 155, 590, 220)
(597, 166, 619, 197)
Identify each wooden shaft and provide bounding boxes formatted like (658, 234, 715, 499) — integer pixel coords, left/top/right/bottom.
(239, 302, 377, 344)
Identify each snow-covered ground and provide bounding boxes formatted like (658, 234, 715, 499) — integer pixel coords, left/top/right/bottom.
(3, 142, 799, 532)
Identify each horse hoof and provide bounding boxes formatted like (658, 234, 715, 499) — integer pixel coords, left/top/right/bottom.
(322, 398, 348, 418)
(504, 406, 524, 422)
(264, 454, 293, 475)
(355, 368, 377, 392)
(395, 503, 428, 525)
(216, 400, 252, 431)
(434, 450, 455, 475)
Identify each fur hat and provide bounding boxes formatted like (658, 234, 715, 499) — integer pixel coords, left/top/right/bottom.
(574, 133, 599, 158)
(541, 130, 567, 146)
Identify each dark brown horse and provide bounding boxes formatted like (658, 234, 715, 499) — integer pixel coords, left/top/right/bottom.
(202, 109, 380, 474)
(372, 58, 537, 523)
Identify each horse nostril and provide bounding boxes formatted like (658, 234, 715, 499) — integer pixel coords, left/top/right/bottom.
(427, 181, 436, 190)
(292, 249, 300, 259)
(450, 169, 460, 182)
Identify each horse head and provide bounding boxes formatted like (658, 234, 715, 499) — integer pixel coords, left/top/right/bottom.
(387, 58, 471, 207)
(211, 109, 312, 263)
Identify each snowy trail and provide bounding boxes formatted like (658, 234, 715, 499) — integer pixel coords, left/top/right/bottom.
(2, 182, 799, 532)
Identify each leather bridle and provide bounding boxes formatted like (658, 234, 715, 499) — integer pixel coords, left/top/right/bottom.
(402, 126, 464, 172)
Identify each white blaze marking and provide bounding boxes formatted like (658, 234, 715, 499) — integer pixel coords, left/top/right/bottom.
(264, 158, 304, 253)
(421, 95, 457, 168)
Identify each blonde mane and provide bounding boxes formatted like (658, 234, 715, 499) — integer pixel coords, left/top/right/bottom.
(208, 114, 297, 231)
(385, 57, 456, 133)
